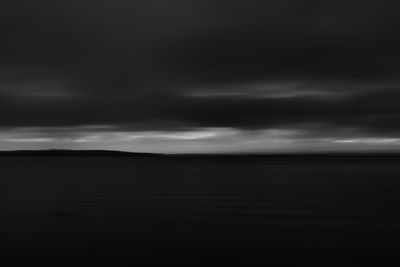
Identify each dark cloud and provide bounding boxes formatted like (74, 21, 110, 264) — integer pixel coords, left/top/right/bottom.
(1, 0, 400, 150)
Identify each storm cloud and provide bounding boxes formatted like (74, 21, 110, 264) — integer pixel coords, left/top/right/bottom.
(1, 0, 400, 152)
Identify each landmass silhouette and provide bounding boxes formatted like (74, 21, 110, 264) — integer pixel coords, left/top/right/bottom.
(1, 149, 400, 163)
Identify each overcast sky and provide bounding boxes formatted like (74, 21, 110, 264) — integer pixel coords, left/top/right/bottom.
(2, 0, 400, 153)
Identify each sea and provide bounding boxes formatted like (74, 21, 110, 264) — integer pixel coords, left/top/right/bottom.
(3, 155, 400, 266)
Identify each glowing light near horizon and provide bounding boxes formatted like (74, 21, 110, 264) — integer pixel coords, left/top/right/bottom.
(332, 138, 400, 144)
(2, 138, 56, 142)
(0, 127, 238, 143)
(71, 128, 237, 142)
(1, 126, 400, 153)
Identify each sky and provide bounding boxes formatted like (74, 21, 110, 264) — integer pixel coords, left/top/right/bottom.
(2, 0, 400, 153)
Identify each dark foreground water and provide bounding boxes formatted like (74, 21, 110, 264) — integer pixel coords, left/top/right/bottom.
(3, 156, 400, 266)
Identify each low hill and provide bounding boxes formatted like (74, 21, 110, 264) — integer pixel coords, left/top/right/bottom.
(0, 149, 163, 157)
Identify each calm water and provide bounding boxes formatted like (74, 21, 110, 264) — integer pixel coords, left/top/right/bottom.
(3, 157, 400, 266)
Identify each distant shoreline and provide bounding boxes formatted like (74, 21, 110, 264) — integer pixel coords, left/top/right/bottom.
(2, 149, 400, 163)
(0, 149, 163, 157)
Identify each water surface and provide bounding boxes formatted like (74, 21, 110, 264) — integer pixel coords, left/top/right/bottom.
(2, 156, 400, 266)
